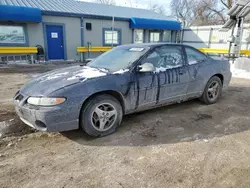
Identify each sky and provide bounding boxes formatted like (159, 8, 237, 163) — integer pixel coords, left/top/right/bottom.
(80, 0, 171, 11)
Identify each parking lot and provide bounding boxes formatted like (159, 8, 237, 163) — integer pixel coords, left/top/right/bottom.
(1, 64, 250, 188)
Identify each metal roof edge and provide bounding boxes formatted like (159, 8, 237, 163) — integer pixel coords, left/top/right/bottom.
(42, 10, 130, 21)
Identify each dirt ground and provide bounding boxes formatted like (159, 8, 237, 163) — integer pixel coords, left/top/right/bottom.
(1, 64, 250, 188)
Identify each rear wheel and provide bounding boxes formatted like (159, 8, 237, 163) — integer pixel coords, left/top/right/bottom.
(200, 76, 222, 105)
(80, 94, 123, 137)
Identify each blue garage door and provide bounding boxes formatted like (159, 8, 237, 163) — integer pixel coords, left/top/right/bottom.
(46, 25, 65, 60)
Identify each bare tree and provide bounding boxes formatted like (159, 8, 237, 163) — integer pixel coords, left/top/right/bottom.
(149, 4, 166, 15)
(198, 0, 227, 24)
(170, 0, 197, 26)
(95, 0, 116, 5)
(171, 0, 233, 26)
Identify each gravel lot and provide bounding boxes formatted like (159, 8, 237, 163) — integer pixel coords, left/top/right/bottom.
(1, 64, 250, 188)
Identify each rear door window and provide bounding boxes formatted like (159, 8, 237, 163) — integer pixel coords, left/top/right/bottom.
(155, 45, 184, 69)
(141, 45, 184, 69)
(185, 47, 207, 65)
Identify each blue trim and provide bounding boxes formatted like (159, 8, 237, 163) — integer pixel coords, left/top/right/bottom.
(148, 31, 151, 42)
(171, 30, 177, 42)
(143, 30, 146, 43)
(130, 17, 181, 31)
(80, 17, 84, 46)
(0, 23, 29, 47)
(43, 22, 67, 60)
(160, 31, 163, 42)
(132, 29, 134, 43)
(0, 5, 42, 23)
(102, 28, 122, 46)
(42, 11, 130, 21)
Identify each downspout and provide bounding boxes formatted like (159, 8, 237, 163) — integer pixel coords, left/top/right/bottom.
(228, 21, 236, 59)
(180, 20, 185, 44)
(80, 17, 84, 61)
(181, 29, 184, 44)
(112, 16, 115, 47)
(208, 28, 213, 48)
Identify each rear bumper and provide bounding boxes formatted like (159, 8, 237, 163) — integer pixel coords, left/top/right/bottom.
(14, 93, 79, 132)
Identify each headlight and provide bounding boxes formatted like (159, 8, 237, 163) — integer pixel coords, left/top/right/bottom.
(27, 97, 66, 106)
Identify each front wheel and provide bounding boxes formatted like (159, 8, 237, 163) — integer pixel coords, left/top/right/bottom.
(80, 94, 123, 137)
(200, 76, 222, 105)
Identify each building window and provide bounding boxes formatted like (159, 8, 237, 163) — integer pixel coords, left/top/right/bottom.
(134, 29, 144, 43)
(0, 25, 26, 44)
(150, 32, 161, 43)
(103, 28, 121, 46)
(162, 31, 171, 42)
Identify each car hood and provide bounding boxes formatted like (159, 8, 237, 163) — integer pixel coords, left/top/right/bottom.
(20, 66, 111, 96)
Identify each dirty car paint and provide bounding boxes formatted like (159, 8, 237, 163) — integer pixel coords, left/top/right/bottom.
(14, 43, 232, 133)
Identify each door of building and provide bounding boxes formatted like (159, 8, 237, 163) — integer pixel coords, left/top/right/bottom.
(46, 25, 65, 60)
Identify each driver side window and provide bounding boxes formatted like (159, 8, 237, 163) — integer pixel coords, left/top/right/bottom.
(141, 45, 184, 70)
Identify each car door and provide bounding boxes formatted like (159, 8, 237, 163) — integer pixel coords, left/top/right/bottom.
(134, 50, 160, 109)
(184, 46, 209, 98)
(155, 45, 190, 103)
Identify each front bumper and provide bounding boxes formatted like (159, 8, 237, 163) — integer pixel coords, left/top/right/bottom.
(14, 92, 79, 132)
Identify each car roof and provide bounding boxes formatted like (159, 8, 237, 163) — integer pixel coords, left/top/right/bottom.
(118, 43, 191, 49)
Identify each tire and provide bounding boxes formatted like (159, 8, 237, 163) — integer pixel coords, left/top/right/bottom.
(200, 76, 222, 105)
(80, 94, 123, 137)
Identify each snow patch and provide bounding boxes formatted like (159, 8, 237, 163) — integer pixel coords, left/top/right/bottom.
(113, 69, 129, 74)
(188, 60, 199, 65)
(155, 67, 167, 73)
(67, 66, 107, 80)
(39, 72, 70, 82)
(45, 72, 69, 80)
(154, 66, 181, 73)
(231, 64, 250, 80)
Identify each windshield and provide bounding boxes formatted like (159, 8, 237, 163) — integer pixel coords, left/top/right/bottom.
(88, 46, 149, 72)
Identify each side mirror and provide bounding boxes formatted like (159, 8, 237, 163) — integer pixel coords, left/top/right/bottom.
(138, 63, 155, 73)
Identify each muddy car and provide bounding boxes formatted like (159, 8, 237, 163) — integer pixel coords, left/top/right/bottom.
(14, 43, 232, 137)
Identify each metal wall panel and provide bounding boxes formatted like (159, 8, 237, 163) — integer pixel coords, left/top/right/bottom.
(83, 18, 132, 58)
(183, 24, 250, 50)
(43, 15, 81, 60)
(27, 23, 44, 47)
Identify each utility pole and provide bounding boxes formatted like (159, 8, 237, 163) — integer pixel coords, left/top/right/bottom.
(221, 0, 250, 58)
(228, 0, 232, 8)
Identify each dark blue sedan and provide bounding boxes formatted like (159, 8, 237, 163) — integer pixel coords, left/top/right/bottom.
(14, 43, 232, 137)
